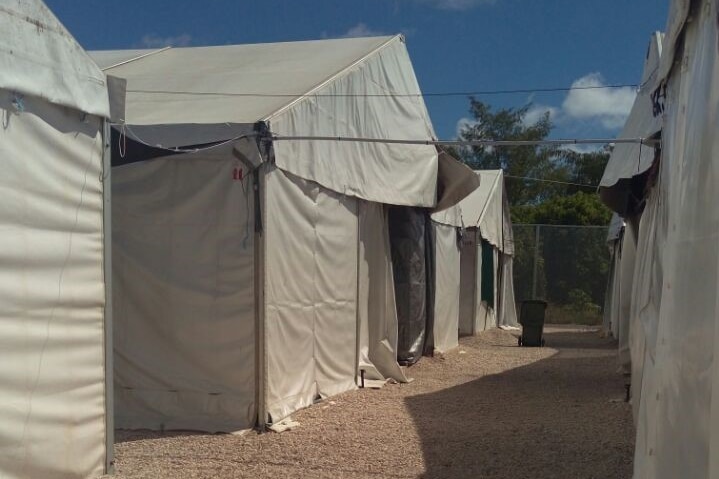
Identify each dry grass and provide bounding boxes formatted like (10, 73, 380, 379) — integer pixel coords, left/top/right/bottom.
(109, 325, 633, 479)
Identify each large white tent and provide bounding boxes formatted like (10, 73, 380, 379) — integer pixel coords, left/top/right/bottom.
(624, 1, 719, 476)
(432, 169, 518, 342)
(92, 36, 477, 431)
(0, 1, 117, 477)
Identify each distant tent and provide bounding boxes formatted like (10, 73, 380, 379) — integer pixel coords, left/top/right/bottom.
(91, 36, 477, 431)
(0, 1, 120, 477)
(433, 169, 518, 340)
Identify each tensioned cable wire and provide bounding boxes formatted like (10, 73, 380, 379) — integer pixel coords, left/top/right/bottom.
(515, 223, 609, 229)
(125, 83, 639, 98)
(111, 124, 656, 154)
(504, 175, 598, 189)
(269, 135, 657, 147)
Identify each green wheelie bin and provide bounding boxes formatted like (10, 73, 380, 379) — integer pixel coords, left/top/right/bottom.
(518, 300, 547, 347)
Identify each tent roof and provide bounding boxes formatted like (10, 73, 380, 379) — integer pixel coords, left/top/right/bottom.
(0, 0, 109, 117)
(432, 169, 512, 253)
(600, 32, 664, 191)
(457, 170, 503, 227)
(91, 36, 397, 125)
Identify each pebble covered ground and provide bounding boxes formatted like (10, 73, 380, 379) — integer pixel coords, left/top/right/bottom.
(109, 325, 634, 479)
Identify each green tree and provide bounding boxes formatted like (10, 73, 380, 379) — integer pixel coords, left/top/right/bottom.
(457, 99, 614, 320)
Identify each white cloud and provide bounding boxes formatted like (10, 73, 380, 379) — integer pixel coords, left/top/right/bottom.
(141, 33, 192, 48)
(412, 0, 497, 10)
(455, 116, 477, 138)
(342, 23, 386, 38)
(522, 104, 560, 127)
(561, 73, 636, 130)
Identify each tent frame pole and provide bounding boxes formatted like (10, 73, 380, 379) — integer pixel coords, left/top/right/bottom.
(102, 120, 115, 474)
(255, 165, 268, 429)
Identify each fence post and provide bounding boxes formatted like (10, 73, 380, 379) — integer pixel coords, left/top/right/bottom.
(532, 224, 540, 299)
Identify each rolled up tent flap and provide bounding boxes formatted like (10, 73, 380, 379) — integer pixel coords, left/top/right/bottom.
(433, 149, 482, 213)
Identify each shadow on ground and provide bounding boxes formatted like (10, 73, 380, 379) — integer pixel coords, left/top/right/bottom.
(405, 328, 634, 479)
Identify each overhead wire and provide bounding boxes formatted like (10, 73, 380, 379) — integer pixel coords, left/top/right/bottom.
(110, 123, 655, 154)
(504, 175, 599, 189)
(125, 82, 639, 99)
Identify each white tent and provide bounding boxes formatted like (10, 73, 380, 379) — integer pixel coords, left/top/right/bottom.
(627, 1, 719, 476)
(0, 1, 117, 477)
(92, 36, 477, 431)
(602, 213, 624, 337)
(433, 169, 517, 340)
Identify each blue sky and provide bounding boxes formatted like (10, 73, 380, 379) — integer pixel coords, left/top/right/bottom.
(47, 0, 668, 143)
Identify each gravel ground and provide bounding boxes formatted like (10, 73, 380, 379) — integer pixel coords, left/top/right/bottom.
(110, 325, 634, 479)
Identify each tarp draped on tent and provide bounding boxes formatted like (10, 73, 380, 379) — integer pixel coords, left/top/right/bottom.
(93, 35, 479, 431)
(0, 1, 116, 478)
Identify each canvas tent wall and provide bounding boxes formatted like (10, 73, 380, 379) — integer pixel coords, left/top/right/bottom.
(602, 213, 624, 337)
(0, 1, 116, 478)
(627, 2, 719, 477)
(93, 35, 477, 431)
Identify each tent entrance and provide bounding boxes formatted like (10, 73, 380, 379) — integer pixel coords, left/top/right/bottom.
(480, 239, 495, 308)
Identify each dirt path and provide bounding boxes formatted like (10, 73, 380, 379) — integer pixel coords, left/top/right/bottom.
(111, 325, 634, 479)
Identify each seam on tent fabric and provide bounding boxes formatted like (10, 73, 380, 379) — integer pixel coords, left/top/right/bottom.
(262, 35, 400, 122)
(100, 46, 172, 71)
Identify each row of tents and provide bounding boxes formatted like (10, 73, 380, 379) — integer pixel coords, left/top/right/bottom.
(601, 1, 719, 477)
(0, 2, 518, 478)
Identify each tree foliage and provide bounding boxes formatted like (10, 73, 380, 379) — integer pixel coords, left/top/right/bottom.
(457, 98, 612, 226)
(456, 99, 614, 316)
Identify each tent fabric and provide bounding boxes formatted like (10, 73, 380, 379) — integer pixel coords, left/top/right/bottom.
(270, 36, 440, 208)
(498, 255, 519, 328)
(93, 35, 447, 208)
(358, 202, 407, 382)
(0, 91, 107, 478)
(616, 219, 638, 373)
(458, 230, 478, 336)
(0, 0, 109, 117)
(264, 166, 359, 422)
(92, 36, 394, 125)
(600, 33, 663, 190)
(633, 2, 719, 476)
(433, 149, 482, 213)
(607, 213, 625, 242)
(475, 246, 499, 332)
(431, 222, 461, 353)
(454, 170, 508, 252)
(600, 33, 664, 214)
(111, 155, 256, 432)
(388, 207, 429, 365)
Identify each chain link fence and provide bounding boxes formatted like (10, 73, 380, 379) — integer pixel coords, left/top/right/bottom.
(513, 224, 610, 325)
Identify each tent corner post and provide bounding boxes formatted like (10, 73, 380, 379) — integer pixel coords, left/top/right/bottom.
(255, 164, 268, 431)
(102, 119, 115, 475)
